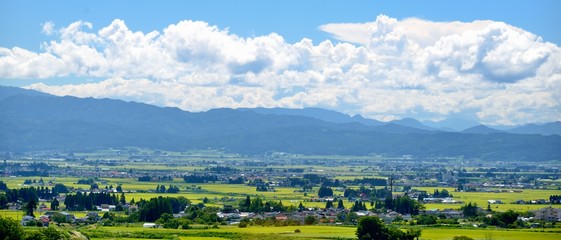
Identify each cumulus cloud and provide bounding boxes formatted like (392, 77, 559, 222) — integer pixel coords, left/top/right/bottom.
(2, 15, 560, 125)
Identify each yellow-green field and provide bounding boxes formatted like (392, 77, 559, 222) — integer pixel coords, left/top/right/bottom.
(82, 225, 561, 240)
(416, 187, 559, 212)
(3, 176, 558, 212)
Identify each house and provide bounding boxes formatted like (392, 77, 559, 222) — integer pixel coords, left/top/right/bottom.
(99, 204, 117, 211)
(532, 207, 561, 222)
(441, 209, 464, 219)
(39, 216, 50, 227)
(87, 212, 101, 222)
(59, 212, 76, 223)
(143, 222, 160, 228)
(21, 216, 35, 226)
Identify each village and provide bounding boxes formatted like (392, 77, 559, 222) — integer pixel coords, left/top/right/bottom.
(1, 149, 560, 232)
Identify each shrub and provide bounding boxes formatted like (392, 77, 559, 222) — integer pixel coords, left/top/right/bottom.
(453, 236, 474, 240)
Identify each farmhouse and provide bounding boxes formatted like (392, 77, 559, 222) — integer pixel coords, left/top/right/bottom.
(20, 215, 35, 226)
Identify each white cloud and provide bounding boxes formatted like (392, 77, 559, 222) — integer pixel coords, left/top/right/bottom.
(41, 21, 55, 35)
(1, 15, 560, 125)
(320, 15, 494, 48)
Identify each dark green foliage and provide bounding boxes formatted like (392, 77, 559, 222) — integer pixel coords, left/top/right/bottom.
(183, 175, 218, 183)
(182, 204, 221, 224)
(137, 196, 174, 222)
(318, 186, 333, 198)
(5, 187, 39, 203)
(238, 221, 248, 228)
(384, 196, 421, 215)
(52, 183, 69, 193)
(357, 216, 422, 240)
(484, 210, 520, 228)
(461, 202, 479, 218)
(50, 198, 59, 211)
(256, 184, 269, 192)
(0, 194, 8, 209)
(238, 196, 285, 213)
(228, 176, 245, 184)
(356, 216, 390, 240)
(452, 236, 474, 240)
(76, 179, 94, 185)
(347, 178, 387, 186)
(24, 198, 37, 217)
(1, 216, 24, 240)
(51, 212, 68, 223)
(38, 227, 69, 240)
(550, 195, 561, 204)
(304, 215, 317, 225)
(337, 199, 345, 209)
(415, 215, 437, 225)
(325, 200, 334, 209)
(64, 192, 122, 211)
(351, 200, 368, 212)
(432, 189, 451, 198)
(344, 186, 391, 199)
(156, 213, 181, 229)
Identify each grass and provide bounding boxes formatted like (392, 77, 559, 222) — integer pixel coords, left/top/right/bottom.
(420, 227, 561, 240)
(81, 224, 561, 240)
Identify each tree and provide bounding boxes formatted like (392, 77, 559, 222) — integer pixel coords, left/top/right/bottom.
(51, 213, 67, 223)
(461, 202, 478, 218)
(325, 200, 334, 209)
(356, 216, 390, 240)
(0, 216, 24, 240)
(298, 202, 305, 212)
(120, 193, 126, 205)
(240, 196, 251, 212)
(337, 199, 345, 209)
(318, 186, 333, 198)
(416, 214, 437, 225)
(25, 198, 37, 217)
(304, 215, 317, 225)
(404, 228, 422, 240)
(0, 194, 8, 209)
(51, 198, 59, 211)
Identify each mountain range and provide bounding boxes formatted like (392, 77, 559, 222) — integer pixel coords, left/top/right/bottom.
(1, 86, 560, 161)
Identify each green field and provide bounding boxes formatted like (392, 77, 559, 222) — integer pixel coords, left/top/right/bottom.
(416, 187, 559, 212)
(80, 225, 561, 240)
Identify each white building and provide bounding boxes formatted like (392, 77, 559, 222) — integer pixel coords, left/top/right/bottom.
(532, 206, 561, 222)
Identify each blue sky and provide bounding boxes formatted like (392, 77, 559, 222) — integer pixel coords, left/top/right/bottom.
(1, 0, 560, 125)
(2, 0, 559, 49)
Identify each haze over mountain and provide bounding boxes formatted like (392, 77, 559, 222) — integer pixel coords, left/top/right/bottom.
(238, 107, 383, 126)
(422, 119, 481, 132)
(1, 86, 560, 161)
(507, 122, 561, 136)
(461, 125, 504, 134)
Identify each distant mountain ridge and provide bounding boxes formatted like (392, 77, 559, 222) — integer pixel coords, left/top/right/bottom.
(422, 118, 481, 132)
(507, 122, 561, 136)
(462, 125, 503, 134)
(237, 107, 384, 126)
(1, 86, 560, 161)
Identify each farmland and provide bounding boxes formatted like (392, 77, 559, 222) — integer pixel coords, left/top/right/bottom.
(1, 149, 560, 239)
